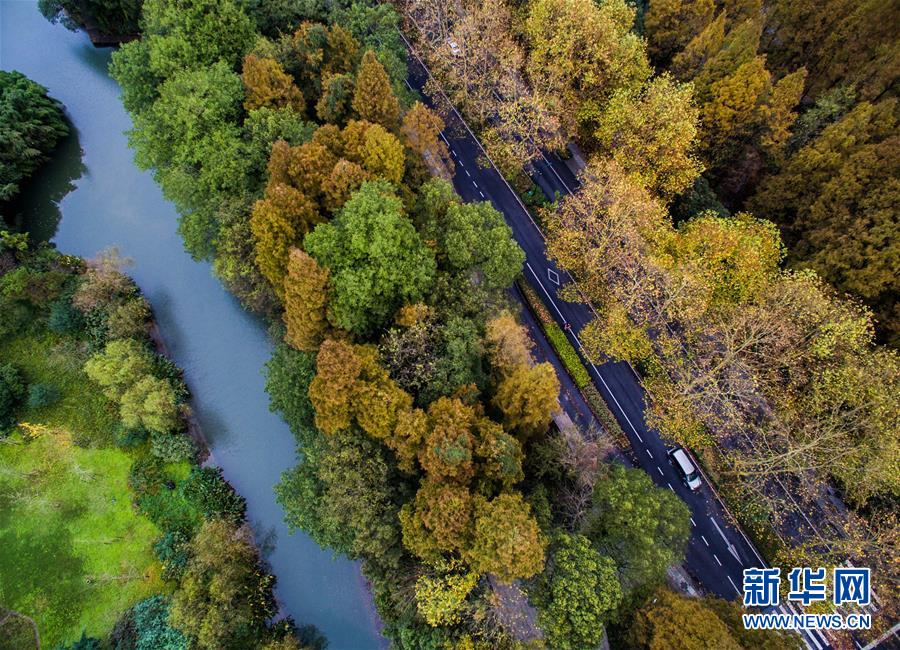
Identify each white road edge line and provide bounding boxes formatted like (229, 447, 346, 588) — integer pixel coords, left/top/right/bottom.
(727, 576, 741, 596)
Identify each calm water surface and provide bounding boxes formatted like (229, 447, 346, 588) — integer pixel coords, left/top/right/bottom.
(0, 2, 384, 647)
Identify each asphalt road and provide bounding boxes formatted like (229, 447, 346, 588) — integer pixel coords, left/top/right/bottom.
(400, 38, 831, 650)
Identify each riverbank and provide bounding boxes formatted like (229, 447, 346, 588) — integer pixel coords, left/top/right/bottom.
(1, 3, 386, 646)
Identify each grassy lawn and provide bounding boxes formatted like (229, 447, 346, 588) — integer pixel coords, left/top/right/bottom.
(1, 332, 119, 447)
(0, 332, 165, 648)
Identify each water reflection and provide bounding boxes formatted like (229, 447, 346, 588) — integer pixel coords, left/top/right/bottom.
(3, 121, 85, 242)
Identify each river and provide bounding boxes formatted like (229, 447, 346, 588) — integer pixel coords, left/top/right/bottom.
(0, 2, 385, 647)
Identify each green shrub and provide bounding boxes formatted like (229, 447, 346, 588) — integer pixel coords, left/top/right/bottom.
(153, 530, 191, 582)
(149, 430, 195, 463)
(0, 362, 26, 431)
(55, 631, 102, 650)
(128, 455, 166, 499)
(109, 595, 189, 650)
(137, 489, 202, 537)
(26, 382, 61, 409)
(544, 323, 590, 388)
(115, 423, 150, 448)
(582, 384, 629, 448)
(182, 466, 247, 525)
(47, 296, 84, 334)
(151, 355, 190, 404)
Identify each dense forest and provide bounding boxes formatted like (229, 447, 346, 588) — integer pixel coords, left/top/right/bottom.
(402, 0, 899, 636)
(21, 0, 896, 647)
(404, 0, 899, 348)
(0, 70, 68, 207)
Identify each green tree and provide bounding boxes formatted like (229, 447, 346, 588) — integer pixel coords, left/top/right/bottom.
(139, 0, 255, 78)
(414, 567, 479, 627)
(533, 533, 622, 650)
(169, 520, 275, 650)
(583, 464, 691, 595)
(40, 0, 142, 36)
(84, 339, 154, 402)
(120, 375, 179, 433)
(316, 73, 355, 124)
(440, 202, 525, 290)
(0, 363, 26, 432)
(127, 61, 249, 260)
(108, 40, 162, 115)
(0, 71, 69, 202)
(304, 181, 435, 335)
(276, 427, 402, 564)
(265, 344, 317, 440)
(283, 248, 330, 352)
(352, 50, 401, 131)
(109, 595, 188, 650)
(492, 363, 560, 440)
(595, 74, 703, 198)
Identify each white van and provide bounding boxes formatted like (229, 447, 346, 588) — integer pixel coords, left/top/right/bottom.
(668, 446, 702, 491)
